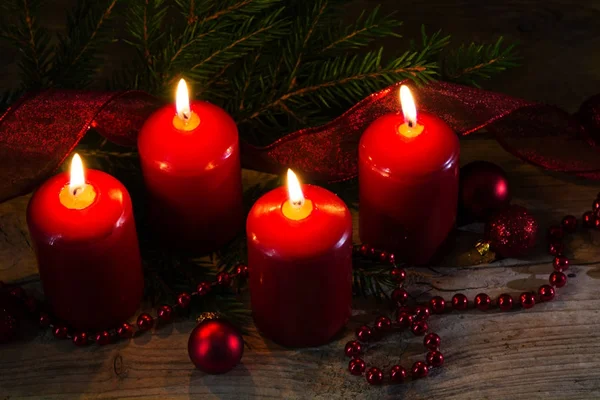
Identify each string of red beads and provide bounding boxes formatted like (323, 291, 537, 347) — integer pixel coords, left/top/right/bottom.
(344, 193, 600, 385)
(2, 265, 248, 346)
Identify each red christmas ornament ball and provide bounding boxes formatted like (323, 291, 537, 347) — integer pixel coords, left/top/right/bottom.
(356, 325, 373, 342)
(414, 305, 431, 321)
(344, 340, 362, 358)
(561, 215, 578, 233)
(349, 358, 366, 376)
(497, 293, 513, 312)
(95, 330, 111, 345)
(426, 350, 444, 367)
(553, 256, 569, 272)
(485, 205, 538, 258)
(390, 365, 407, 383)
(188, 319, 244, 374)
(117, 322, 135, 339)
(196, 281, 212, 296)
(72, 332, 89, 346)
(0, 308, 18, 344)
(137, 313, 154, 331)
(459, 161, 511, 220)
(411, 361, 429, 379)
(411, 320, 428, 336)
(475, 293, 491, 311)
(424, 332, 441, 350)
(374, 316, 392, 333)
(538, 285, 555, 302)
(520, 292, 536, 309)
(366, 367, 384, 385)
(391, 288, 409, 305)
(451, 293, 468, 310)
(577, 93, 600, 145)
(429, 296, 446, 314)
(583, 211, 595, 228)
(396, 312, 414, 329)
(550, 271, 567, 288)
(390, 268, 407, 283)
(157, 305, 173, 322)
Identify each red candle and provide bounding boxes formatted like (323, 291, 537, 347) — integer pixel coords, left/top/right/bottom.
(27, 154, 143, 330)
(359, 85, 460, 265)
(247, 170, 352, 347)
(138, 79, 243, 252)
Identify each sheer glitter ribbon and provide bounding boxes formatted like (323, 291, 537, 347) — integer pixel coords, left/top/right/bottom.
(1, 81, 599, 202)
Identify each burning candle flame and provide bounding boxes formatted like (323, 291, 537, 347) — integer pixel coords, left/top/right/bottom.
(69, 153, 85, 195)
(287, 169, 305, 208)
(176, 78, 191, 121)
(400, 85, 417, 128)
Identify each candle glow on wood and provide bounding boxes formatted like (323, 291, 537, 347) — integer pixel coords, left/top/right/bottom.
(398, 85, 424, 138)
(173, 78, 200, 131)
(59, 153, 96, 210)
(282, 169, 313, 220)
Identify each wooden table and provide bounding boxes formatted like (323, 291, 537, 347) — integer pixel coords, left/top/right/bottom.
(2, 0, 600, 399)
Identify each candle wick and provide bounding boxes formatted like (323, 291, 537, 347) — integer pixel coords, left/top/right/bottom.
(291, 199, 305, 209)
(72, 186, 83, 197)
(407, 120, 414, 128)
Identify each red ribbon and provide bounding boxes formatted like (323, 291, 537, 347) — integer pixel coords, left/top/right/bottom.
(1, 81, 599, 203)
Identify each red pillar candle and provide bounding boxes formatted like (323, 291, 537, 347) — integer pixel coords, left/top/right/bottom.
(27, 154, 143, 330)
(359, 85, 460, 265)
(247, 170, 352, 347)
(138, 79, 243, 252)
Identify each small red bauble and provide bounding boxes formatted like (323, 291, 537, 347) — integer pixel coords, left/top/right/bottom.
(388, 253, 396, 264)
(474, 293, 491, 311)
(485, 205, 538, 258)
(391, 288, 409, 305)
(39, 312, 51, 328)
(157, 305, 173, 322)
(53, 324, 68, 339)
(497, 293, 513, 312)
(390, 365, 407, 383)
(374, 316, 392, 333)
(378, 251, 388, 263)
(177, 292, 192, 308)
(414, 305, 431, 321)
(235, 264, 249, 278)
(459, 161, 511, 220)
(137, 313, 154, 331)
(188, 319, 244, 374)
(117, 322, 135, 339)
(547, 225, 564, 241)
(553, 256, 569, 272)
(396, 312, 414, 329)
(520, 292, 535, 309)
(561, 215, 577, 233)
(72, 332, 89, 346)
(411, 361, 429, 379)
(549, 242, 564, 256)
(0, 308, 18, 343)
(349, 358, 366, 376)
(366, 367, 384, 385)
(216, 272, 231, 287)
(356, 325, 373, 342)
(538, 285, 555, 302)
(583, 211, 595, 228)
(550, 271, 567, 288)
(426, 350, 444, 367)
(593, 199, 600, 212)
(344, 340, 362, 358)
(594, 217, 600, 230)
(95, 330, 111, 345)
(411, 320, 428, 336)
(429, 296, 446, 314)
(196, 282, 212, 296)
(424, 332, 441, 350)
(359, 244, 370, 256)
(451, 293, 468, 310)
(390, 268, 407, 283)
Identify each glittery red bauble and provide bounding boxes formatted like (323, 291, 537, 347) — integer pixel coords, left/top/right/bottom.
(0, 308, 18, 343)
(188, 319, 244, 374)
(459, 161, 511, 220)
(485, 205, 539, 258)
(577, 93, 600, 145)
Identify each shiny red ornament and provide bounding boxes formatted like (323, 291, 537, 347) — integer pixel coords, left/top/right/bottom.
(344, 340, 362, 358)
(553, 256, 569, 272)
(188, 319, 244, 374)
(390, 268, 407, 283)
(520, 292, 535, 309)
(549, 242, 564, 256)
(378, 251, 388, 263)
(157, 305, 173, 322)
(538, 285, 555, 302)
(349, 358, 366, 376)
(594, 217, 600, 230)
(396, 312, 414, 329)
(95, 330, 111, 345)
(0, 309, 18, 343)
(196, 282, 212, 296)
(594, 199, 600, 212)
(426, 350, 444, 367)
(429, 296, 446, 314)
(391, 288, 409, 305)
(53, 324, 68, 339)
(411, 320, 428, 336)
(451, 293, 468, 310)
(550, 271, 567, 288)
(356, 325, 373, 342)
(485, 205, 538, 258)
(583, 211, 595, 228)
(497, 293, 514, 312)
(39, 312, 51, 328)
(117, 322, 135, 339)
(547, 225, 564, 242)
(366, 367, 384, 385)
(387, 253, 396, 264)
(561, 215, 578, 233)
(411, 361, 429, 379)
(216, 272, 231, 287)
(414, 305, 431, 321)
(390, 365, 407, 383)
(177, 292, 192, 308)
(359, 244, 370, 256)
(424, 332, 441, 350)
(459, 161, 511, 221)
(474, 293, 492, 311)
(137, 313, 154, 331)
(374, 316, 392, 333)
(72, 332, 89, 346)
(235, 264, 249, 278)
